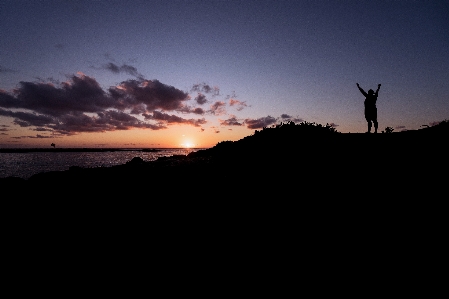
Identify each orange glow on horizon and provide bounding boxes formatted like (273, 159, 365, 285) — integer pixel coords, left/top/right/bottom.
(0, 120, 253, 149)
(181, 141, 194, 148)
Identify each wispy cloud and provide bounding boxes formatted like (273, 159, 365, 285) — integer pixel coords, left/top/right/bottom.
(220, 116, 243, 126)
(0, 66, 16, 73)
(101, 62, 144, 79)
(191, 82, 220, 96)
(279, 114, 303, 124)
(209, 101, 227, 116)
(229, 99, 248, 111)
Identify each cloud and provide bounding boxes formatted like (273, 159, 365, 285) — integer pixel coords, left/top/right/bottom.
(55, 110, 154, 133)
(102, 63, 143, 79)
(219, 116, 243, 126)
(0, 74, 114, 117)
(176, 105, 205, 115)
(147, 111, 207, 127)
(0, 124, 10, 133)
(191, 107, 205, 115)
(225, 91, 237, 100)
(229, 99, 248, 111)
(209, 101, 227, 116)
(244, 116, 277, 129)
(0, 73, 206, 136)
(194, 93, 207, 105)
(191, 82, 220, 96)
(279, 114, 303, 123)
(28, 134, 54, 139)
(0, 66, 16, 73)
(34, 127, 52, 132)
(0, 108, 55, 127)
(0, 70, 309, 140)
(109, 79, 189, 112)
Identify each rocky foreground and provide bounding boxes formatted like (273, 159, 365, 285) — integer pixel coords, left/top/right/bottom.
(1, 120, 447, 252)
(1, 121, 447, 199)
(2, 123, 446, 283)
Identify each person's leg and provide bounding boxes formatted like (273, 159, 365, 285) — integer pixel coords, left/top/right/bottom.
(367, 121, 372, 133)
(373, 110, 378, 133)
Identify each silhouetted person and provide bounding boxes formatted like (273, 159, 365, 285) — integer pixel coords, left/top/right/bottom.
(357, 83, 381, 133)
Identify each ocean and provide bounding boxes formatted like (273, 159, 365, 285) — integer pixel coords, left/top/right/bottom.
(0, 148, 202, 179)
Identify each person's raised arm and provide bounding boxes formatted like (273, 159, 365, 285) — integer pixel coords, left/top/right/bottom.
(356, 83, 367, 97)
(376, 84, 381, 95)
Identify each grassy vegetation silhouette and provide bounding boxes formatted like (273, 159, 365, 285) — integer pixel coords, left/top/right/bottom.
(203, 118, 448, 160)
(209, 120, 339, 155)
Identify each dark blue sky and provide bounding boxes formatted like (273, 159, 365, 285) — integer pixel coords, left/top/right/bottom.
(1, 0, 448, 148)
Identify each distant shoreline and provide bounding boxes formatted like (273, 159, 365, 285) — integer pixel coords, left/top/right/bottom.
(0, 148, 205, 153)
(0, 128, 435, 153)
(0, 129, 438, 153)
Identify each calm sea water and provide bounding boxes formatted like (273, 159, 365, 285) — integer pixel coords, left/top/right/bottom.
(0, 148, 201, 179)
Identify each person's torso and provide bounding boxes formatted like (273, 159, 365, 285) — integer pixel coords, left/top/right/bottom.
(364, 95, 377, 108)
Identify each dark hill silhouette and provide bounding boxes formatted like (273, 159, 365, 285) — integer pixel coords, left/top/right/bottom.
(1, 119, 447, 198)
(1, 120, 447, 253)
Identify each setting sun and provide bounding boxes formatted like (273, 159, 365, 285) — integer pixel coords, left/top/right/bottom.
(182, 142, 194, 148)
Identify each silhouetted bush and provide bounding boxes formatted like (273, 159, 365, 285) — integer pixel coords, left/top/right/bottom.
(247, 121, 339, 144)
(383, 127, 394, 133)
(206, 121, 341, 157)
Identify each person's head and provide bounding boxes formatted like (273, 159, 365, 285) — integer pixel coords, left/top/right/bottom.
(368, 89, 374, 95)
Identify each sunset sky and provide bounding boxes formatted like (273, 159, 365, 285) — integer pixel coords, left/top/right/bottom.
(1, 0, 448, 148)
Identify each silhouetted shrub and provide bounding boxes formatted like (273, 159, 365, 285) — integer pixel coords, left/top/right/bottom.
(383, 127, 394, 133)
